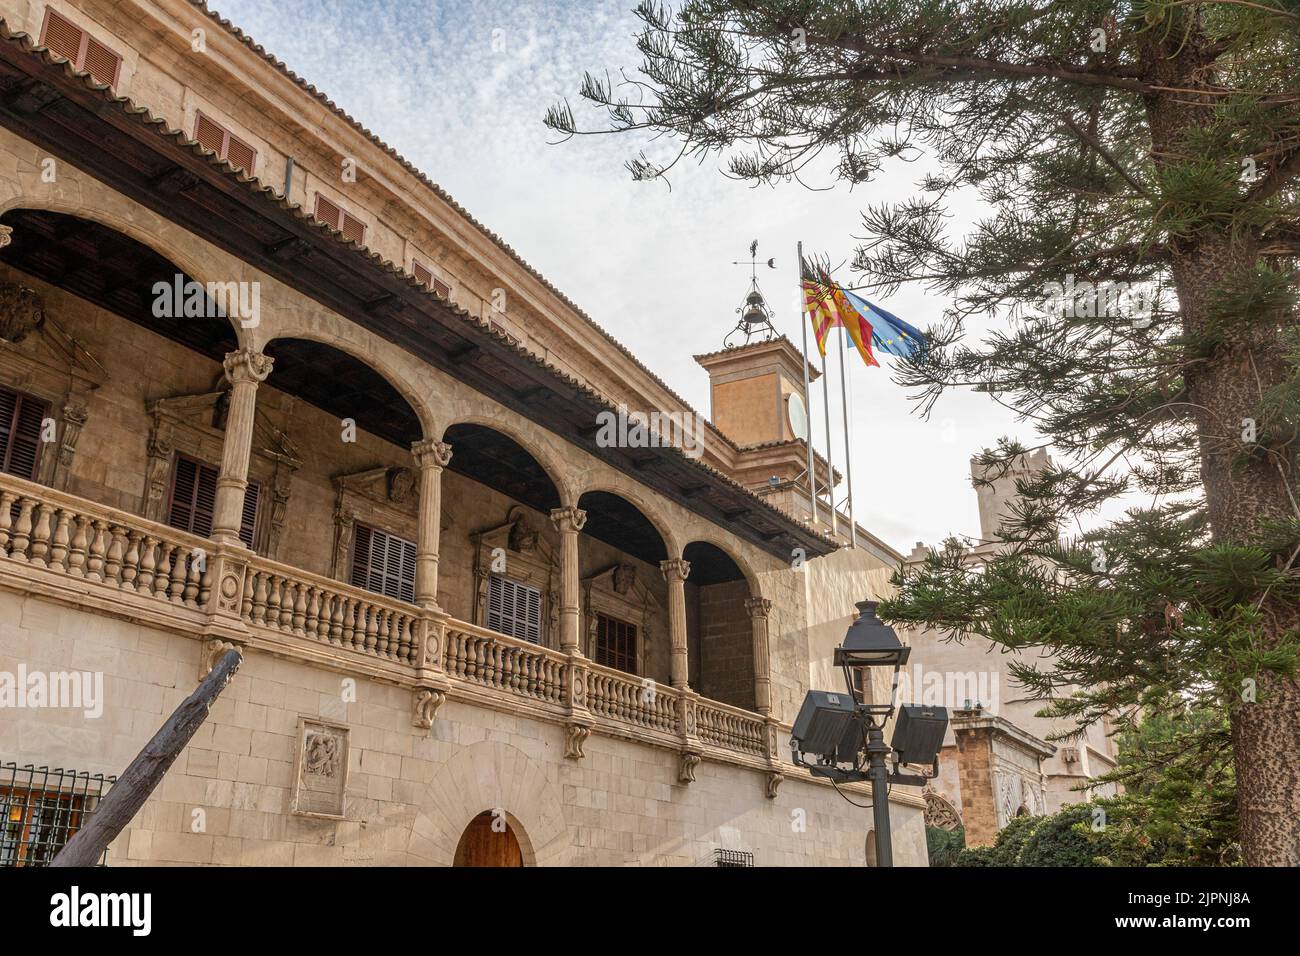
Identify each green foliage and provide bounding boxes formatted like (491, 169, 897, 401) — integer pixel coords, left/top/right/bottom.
(926, 824, 965, 867)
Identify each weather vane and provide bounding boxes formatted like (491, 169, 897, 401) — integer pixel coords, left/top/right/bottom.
(724, 239, 778, 349)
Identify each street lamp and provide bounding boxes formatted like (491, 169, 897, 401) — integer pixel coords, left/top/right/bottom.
(792, 599, 948, 867)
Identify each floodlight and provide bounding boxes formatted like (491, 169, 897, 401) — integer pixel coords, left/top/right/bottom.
(790, 689, 861, 763)
(890, 704, 949, 766)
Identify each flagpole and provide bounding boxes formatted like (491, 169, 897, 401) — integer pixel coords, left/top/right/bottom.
(797, 242, 818, 527)
(837, 330, 858, 549)
(822, 329, 838, 538)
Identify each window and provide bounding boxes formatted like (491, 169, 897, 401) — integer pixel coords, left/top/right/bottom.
(0, 386, 47, 481)
(39, 9, 121, 87)
(411, 259, 452, 298)
(166, 454, 260, 548)
(595, 613, 637, 674)
(193, 111, 257, 175)
(350, 523, 416, 603)
(1, 763, 112, 867)
(314, 194, 366, 245)
(486, 575, 541, 644)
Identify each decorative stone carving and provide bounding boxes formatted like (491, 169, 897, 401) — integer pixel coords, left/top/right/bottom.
(0, 281, 44, 343)
(52, 399, 88, 491)
(0, 224, 12, 250)
(508, 511, 539, 552)
(564, 722, 590, 759)
(411, 438, 453, 469)
(678, 751, 701, 784)
(745, 596, 773, 619)
(222, 347, 274, 384)
(291, 718, 349, 818)
(923, 787, 964, 831)
(199, 637, 242, 680)
(612, 563, 636, 595)
(388, 466, 416, 504)
(765, 771, 784, 799)
(412, 688, 446, 729)
(549, 505, 587, 535)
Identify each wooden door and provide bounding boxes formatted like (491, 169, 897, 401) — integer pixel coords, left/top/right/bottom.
(453, 811, 523, 867)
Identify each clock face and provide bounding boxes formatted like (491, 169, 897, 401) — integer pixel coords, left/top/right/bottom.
(786, 392, 809, 442)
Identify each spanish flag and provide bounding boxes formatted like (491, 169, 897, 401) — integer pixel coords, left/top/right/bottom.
(801, 262, 878, 367)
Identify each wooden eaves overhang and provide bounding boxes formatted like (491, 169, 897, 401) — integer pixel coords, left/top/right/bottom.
(0, 20, 840, 562)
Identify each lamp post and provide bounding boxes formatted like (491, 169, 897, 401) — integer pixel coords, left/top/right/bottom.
(835, 601, 909, 867)
(791, 599, 948, 868)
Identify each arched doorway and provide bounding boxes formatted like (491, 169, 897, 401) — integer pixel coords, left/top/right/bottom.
(682, 540, 756, 709)
(454, 811, 524, 867)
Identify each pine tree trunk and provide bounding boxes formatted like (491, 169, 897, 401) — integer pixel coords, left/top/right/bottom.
(1145, 32, 1300, 866)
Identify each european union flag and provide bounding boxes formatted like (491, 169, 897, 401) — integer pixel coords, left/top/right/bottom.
(843, 289, 928, 358)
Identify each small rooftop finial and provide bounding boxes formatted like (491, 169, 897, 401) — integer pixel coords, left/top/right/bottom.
(725, 239, 778, 349)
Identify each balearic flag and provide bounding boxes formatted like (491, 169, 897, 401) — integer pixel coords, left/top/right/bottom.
(801, 262, 878, 367)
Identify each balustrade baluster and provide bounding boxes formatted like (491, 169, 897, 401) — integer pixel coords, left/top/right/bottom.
(103, 525, 126, 583)
(9, 497, 36, 561)
(136, 535, 158, 592)
(86, 520, 108, 581)
(48, 508, 72, 571)
(120, 531, 141, 589)
(153, 543, 174, 598)
(67, 514, 90, 577)
(28, 503, 53, 567)
(0, 490, 15, 555)
(304, 587, 320, 639)
(183, 548, 202, 606)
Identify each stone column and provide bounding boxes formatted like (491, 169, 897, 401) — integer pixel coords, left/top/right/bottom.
(412, 439, 453, 608)
(212, 349, 273, 545)
(746, 596, 773, 714)
(660, 558, 691, 689)
(550, 506, 586, 654)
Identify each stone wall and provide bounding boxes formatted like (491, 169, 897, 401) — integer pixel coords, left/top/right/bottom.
(0, 590, 928, 866)
(695, 579, 754, 710)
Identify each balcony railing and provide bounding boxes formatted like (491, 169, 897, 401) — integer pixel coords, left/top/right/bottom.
(0, 471, 786, 781)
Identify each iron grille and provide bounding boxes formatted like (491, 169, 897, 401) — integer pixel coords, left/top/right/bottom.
(1, 762, 115, 867)
(714, 848, 754, 868)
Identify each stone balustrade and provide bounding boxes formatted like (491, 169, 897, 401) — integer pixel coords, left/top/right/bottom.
(0, 472, 210, 607)
(0, 472, 783, 779)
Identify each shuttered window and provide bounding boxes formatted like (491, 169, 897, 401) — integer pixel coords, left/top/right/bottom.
(193, 112, 257, 175)
(0, 387, 47, 481)
(39, 9, 122, 87)
(595, 613, 637, 674)
(350, 523, 416, 603)
(167, 455, 260, 548)
(412, 259, 452, 298)
(314, 194, 366, 245)
(486, 575, 541, 645)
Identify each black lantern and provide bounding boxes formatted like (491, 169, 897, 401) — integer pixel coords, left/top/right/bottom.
(833, 600, 911, 669)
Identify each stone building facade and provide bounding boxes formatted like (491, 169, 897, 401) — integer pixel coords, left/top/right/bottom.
(0, 0, 928, 866)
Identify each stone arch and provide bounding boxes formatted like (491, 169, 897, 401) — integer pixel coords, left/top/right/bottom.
(575, 485, 679, 563)
(260, 328, 437, 442)
(0, 198, 251, 348)
(439, 416, 571, 508)
(681, 536, 761, 599)
(405, 739, 568, 866)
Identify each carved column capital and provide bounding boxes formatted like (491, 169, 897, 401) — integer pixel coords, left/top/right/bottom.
(0, 224, 12, 249)
(223, 348, 274, 385)
(412, 438, 453, 468)
(745, 596, 773, 619)
(660, 558, 691, 583)
(550, 506, 587, 534)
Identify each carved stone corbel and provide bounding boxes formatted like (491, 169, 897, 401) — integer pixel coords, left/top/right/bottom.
(564, 722, 591, 759)
(412, 688, 446, 730)
(199, 637, 243, 680)
(765, 771, 784, 799)
(678, 751, 701, 784)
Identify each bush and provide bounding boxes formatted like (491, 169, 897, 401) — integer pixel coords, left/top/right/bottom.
(926, 825, 965, 867)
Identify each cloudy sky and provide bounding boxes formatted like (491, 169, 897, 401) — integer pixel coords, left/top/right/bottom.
(215, 0, 1036, 553)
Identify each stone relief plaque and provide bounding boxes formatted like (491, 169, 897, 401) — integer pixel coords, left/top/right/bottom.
(291, 717, 349, 819)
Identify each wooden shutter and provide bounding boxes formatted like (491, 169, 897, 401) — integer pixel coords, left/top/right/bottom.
(40, 10, 120, 87)
(0, 387, 47, 481)
(81, 36, 121, 87)
(486, 576, 542, 645)
(340, 211, 366, 245)
(314, 194, 342, 231)
(40, 10, 83, 62)
(167, 455, 218, 537)
(238, 479, 261, 549)
(350, 523, 416, 602)
(596, 614, 637, 674)
(194, 112, 227, 155)
(412, 260, 433, 287)
(225, 135, 257, 175)
(432, 277, 451, 298)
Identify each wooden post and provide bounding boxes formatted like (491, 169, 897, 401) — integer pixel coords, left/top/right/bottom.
(51, 649, 242, 867)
